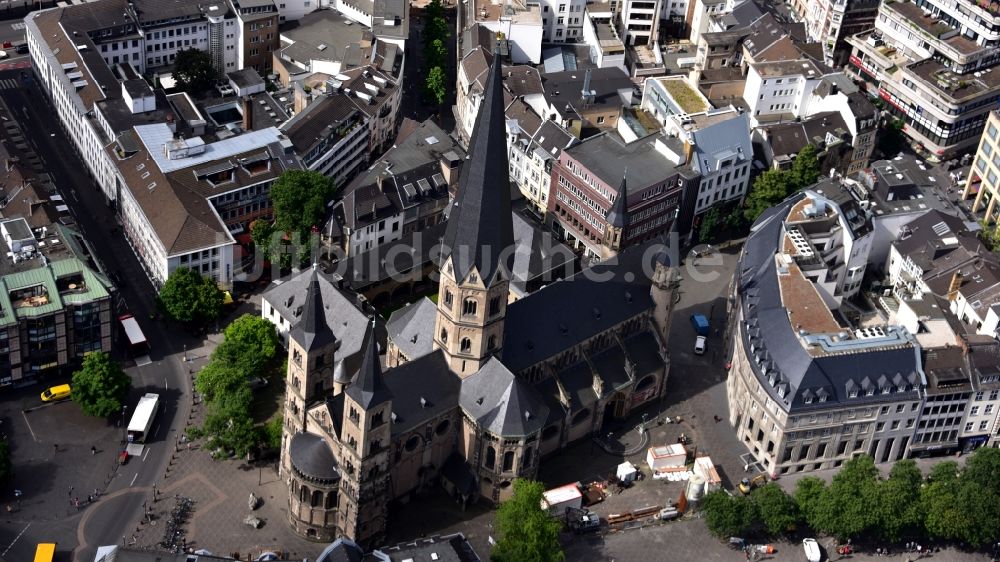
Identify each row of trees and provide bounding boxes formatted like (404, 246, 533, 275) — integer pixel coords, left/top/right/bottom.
(422, 0, 449, 106)
(742, 144, 821, 222)
(250, 169, 336, 270)
(702, 449, 1000, 548)
(193, 314, 281, 457)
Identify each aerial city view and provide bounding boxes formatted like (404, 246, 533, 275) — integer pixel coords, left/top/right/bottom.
(3, 0, 1000, 559)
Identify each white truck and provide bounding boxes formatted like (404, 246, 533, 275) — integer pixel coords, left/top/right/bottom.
(126, 393, 161, 455)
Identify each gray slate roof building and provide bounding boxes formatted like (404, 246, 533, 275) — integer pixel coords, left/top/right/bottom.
(443, 57, 515, 284)
(346, 320, 393, 409)
(386, 297, 438, 360)
(289, 270, 339, 351)
(737, 193, 925, 412)
(459, 357, 548, 437)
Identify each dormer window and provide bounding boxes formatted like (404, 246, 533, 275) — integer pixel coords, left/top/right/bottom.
(849, 389, 859, 398)
(865, 388, 875, 396)
(804, 396, 813, 404)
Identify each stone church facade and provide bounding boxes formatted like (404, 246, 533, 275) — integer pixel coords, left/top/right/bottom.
(278, 58, 679, 547)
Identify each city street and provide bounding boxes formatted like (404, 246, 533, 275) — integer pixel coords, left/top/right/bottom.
(0, 67, 205, 562)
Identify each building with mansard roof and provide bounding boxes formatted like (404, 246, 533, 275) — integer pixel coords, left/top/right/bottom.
(279, 57, 678, 547)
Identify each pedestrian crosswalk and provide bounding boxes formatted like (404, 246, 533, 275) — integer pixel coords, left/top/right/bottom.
(0, 79, 18, 90)
(10, 22, 24, 30)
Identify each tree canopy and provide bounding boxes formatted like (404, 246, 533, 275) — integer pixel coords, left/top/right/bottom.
(752, 483, 799, 536)
(492, 479, 564, 562)
(158, 267, 224, 327)
(702, 489, 756, 538)
(270, 170, 336, 238)
(71, 352, 131, 417)
(422, 0, 450, 108)
(212, 314, 279, 376)
(425, 66, 447, 106)
(172, 48, 217, 93)
(742, 144, 822, 222)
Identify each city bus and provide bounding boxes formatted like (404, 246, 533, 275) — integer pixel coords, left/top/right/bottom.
(34, 543, 55, 562)
(119, 313, 151, 366)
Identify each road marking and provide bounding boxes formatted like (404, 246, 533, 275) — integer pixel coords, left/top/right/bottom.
(130, 473, 138, 487)
(1, 522, 31, 557)
(10, 22, 24, 30)
(143, 447, 151, 462)
(19, 409, 39, 443)
(0, 79, 16, 90)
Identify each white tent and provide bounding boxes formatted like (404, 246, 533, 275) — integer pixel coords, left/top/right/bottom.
(617, 461, 638, 483)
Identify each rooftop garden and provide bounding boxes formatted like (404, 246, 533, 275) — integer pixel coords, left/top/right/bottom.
(661, 79, 708, 114)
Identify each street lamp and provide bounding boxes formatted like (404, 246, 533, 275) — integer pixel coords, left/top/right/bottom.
(121, 405, 128, 444)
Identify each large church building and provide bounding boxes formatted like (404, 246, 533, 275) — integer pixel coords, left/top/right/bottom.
(278, 58, 678, 546)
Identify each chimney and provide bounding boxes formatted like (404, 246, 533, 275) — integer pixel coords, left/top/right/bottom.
(683, 138, 694, 164)
(241, 96, 253, 131)
(947, 271, 963, 301)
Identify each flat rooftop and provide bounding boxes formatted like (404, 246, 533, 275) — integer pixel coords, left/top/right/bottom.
(472, 0, 541, 23)
(907, 58, 1000, 101)
(655, 77, 710, 114)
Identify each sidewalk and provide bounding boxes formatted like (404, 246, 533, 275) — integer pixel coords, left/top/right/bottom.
(122, 330, 327, 560)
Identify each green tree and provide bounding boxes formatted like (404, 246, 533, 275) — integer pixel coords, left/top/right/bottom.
(425, 66, 447, 106)
(698, 207, 722, 244)
(0, 440, 11, 485)
(172, 48, 217, 93)
(752, 483, 799, 536)
(71, 352, 131, 417)
(158, 267, 224, 326)
(877, 117, 906, 157)
(212, 314, 279, 376)
(790, 143, 821, 189)
(195, 360, 246, 403)
(426, 38, 447, 69)
(814, 455, 880, 540)
(873, 459, 924, 541)
(955, 448, 1000, 547)
(270, 170, 336, 239)
(701, 489, 757, 538)
(794, 476, 827, 531)
(492, 479, 564, 562)
(743, 169, 791, 222)
(263, 416, 283, 450)
(202, 383, 256, 456)
(922, 461, 967, 542)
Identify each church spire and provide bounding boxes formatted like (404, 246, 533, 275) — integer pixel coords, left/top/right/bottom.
(606, 172, 629, 230)
(443, 53, 514, 285)
(289, 269, 336, 351)
(345, 318, 391, 409)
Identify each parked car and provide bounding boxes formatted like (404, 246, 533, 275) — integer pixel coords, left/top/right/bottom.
(802, 538, 821, 562)
(15, 44, 27, 55)
(694, 335, 707, 355)
(41, 384, 71, 402)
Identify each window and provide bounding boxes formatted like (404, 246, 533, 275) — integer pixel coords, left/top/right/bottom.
(488, 335, 497, 350)
(444, 290, 453, 306)
(489, 296, 502, 316)
(460, 338, 472, 353)
(972, 406, 980, 416)
(439, 328, 448, 343)
(988, 405, 995, 415)
(463, 299, 478, 316)
(502, 451, 515, 472)
(981, 421, 990, 431)
(485, 446, 496, 469)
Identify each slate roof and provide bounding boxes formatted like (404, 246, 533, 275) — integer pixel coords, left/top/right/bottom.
(605, 175, 629, 229)
(289, 270, 338, 351)
(316, 539, 364, 562)
(289, 432, 340, 481)
(459, 357, 548, 437)
(541, 66, 634, 120)
(346, 320, 392, 409)
(509, 210, 576, 296)
(443, 56, 515, 285)
(386, 297, 438, 360)
(383, 350, 460, 434)
(564, 132, 691, 193)
(262, 269, 369, 358)
(501, 260, 654, 372)
(690, 113, 752, 174)
(737, 194, 924, 412)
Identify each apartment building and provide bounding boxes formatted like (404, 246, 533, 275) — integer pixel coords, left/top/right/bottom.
(548, 132, 699, 260)
(847, 0, 1000, 157)
(0, 156, 114, 383)
(729, 189, 924, 476)
(792, 0, 878, 66)
(281, 95, 370, 188)
(508, 108, 578, 217)
(329, 119, 463, 256)
(232, 0, 281, 75)
(465, 0, 543, 64)
(686, 112, 753, 218)
(961, 110, 1000, 224)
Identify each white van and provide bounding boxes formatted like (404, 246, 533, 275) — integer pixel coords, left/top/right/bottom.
(802, 538, 821, 562)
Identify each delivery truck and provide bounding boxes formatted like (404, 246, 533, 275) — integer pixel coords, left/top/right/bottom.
(690, 313, 710, 336)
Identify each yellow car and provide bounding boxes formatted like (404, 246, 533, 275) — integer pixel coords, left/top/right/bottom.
(40, 384, 71, 402)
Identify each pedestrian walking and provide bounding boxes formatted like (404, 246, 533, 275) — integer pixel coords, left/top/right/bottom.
(91, 446, 97, 455)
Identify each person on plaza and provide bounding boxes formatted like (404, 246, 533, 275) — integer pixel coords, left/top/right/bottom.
(91, 446, 97, 455)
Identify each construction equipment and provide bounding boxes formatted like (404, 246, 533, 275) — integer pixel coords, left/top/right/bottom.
(738, 473, 767, 494)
